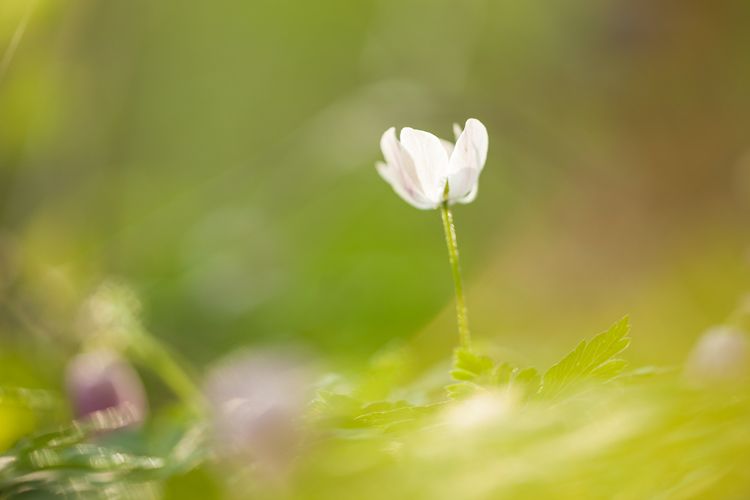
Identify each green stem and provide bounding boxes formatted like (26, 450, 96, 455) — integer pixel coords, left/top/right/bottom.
(130, 331, 207, 416)
(440, 201, 471, 350)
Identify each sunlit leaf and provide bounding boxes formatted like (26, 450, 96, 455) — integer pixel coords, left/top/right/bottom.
(541, 317, 631, 398)
(451, 348, 494, 382)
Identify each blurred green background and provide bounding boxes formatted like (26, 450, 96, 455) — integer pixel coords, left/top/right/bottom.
(1, 0, 750, 399)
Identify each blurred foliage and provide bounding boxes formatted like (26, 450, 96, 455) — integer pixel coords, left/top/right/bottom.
(1, 319, 749, 499)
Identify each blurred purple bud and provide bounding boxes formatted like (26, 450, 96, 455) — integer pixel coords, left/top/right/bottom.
(684, 326, 750, 386)
(203, 349, 313, 479)
(65, 350, 148, 426)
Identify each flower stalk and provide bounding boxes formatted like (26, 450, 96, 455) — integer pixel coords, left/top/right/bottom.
(128, 330, 207, 416)
(375, 118, 487, 349)
(80, 281, 207, 417)
(440, 197, 471, 350)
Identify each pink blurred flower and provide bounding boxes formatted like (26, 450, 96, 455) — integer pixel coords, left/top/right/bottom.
(203, 349, 313, 481)
(65, 349, 148, 426)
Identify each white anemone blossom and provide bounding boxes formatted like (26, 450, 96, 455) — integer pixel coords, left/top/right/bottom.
(376, 118, 488, 209)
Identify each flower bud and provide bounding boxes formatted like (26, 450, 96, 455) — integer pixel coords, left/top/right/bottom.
(65, 350, 148, 426)
(684, 326, 750, 386)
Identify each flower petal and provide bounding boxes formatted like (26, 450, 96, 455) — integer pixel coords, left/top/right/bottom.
(449, 118, 488, 175)
(440, 138, 455, 158)
(380, 128, 429, 194)
(380, 127, 411, 175)
(399, 127, 450, 203)
(447, 167, 479, 202)
(457, 184, 478, 205)
(375, 160, 396, 184)
(376, 161, 435, 210)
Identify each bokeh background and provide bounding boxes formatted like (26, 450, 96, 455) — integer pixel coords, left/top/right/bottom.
(1, 0, 750, 421)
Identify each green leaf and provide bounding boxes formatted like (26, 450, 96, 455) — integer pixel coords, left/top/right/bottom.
(490, 362, 515, 385)
(0, 409, 206, 497)
(590, 358, 629, 379)
(445, 382, 482, 400)
(354, 402, 443, 429)
(615, 365, 675, 381)
(451, 348, 494, 382)
(540, 316, 631, 398)
(308, 390, 363, 425)
(513, 367, 541, 392)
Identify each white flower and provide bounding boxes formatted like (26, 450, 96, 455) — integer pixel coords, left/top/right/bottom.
(376, 118, 488, 209)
